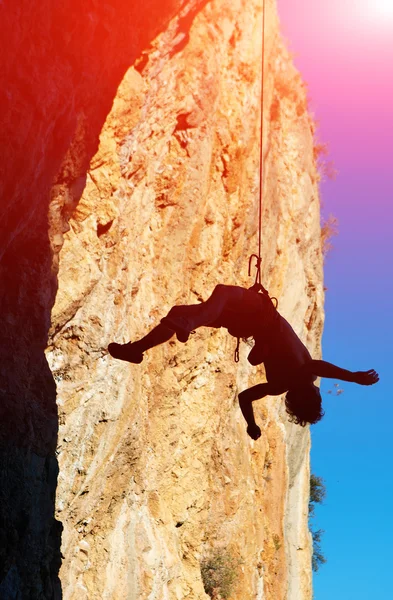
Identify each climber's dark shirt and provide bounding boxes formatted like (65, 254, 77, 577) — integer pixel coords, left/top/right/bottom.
(208, 288, 314, 388)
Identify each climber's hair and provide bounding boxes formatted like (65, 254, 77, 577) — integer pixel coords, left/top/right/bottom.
(285, 384, 324, 427)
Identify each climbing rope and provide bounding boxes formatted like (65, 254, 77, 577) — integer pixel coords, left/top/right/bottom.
(247, 0, 277, 310)
(249, 0, 266, 289)
(234, 3, 277, 363)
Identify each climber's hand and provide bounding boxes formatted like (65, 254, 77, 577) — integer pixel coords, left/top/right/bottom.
(352, 369, 379, 386)
(247, 424, 261, 440)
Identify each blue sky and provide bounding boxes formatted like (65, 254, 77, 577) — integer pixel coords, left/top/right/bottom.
(276, 1, 393, 598)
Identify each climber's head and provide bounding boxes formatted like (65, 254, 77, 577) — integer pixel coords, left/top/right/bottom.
(285, 383, 324, 426)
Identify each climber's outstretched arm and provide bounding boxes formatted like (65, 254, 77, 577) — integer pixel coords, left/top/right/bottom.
(308, 360, 379, 385)
(238, 383, 272, 440)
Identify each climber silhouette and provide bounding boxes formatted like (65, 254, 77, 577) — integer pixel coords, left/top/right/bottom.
(108, 284, 379, 439)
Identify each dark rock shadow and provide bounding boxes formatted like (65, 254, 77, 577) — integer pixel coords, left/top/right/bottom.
(0, 230, 62, 598)
(0, 1, 211, 597)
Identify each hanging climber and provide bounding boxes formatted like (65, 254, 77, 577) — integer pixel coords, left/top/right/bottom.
(108, 283, 379, 439)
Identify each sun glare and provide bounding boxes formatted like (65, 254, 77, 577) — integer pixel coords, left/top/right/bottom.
(348, 0, 393, 36)
(377, 1, 393, 16)
(362, 0, 393, 21)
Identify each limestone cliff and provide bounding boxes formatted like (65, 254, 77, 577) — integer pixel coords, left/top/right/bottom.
(0, 0, 323, 598)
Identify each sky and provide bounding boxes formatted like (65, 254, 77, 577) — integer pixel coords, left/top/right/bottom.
(276, 1, 393, 598)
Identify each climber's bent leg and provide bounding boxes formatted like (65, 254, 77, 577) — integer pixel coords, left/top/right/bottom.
(108, 324, 174, 362)
(161, 285, 244, 341)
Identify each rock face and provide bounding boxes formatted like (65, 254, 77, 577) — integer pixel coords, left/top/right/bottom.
(1, 0, 324, 598)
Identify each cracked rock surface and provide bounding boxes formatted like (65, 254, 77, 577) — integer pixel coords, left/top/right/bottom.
(1, 0, 323, 598)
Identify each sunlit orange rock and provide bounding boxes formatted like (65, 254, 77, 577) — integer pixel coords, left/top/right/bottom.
(1, 0, 323, 597)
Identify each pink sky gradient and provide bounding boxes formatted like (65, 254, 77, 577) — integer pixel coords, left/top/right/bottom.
(278, 0, 393, 171)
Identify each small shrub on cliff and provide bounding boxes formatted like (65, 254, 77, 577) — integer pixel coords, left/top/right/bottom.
(309, 474, 326, 513)
(311, 528, 327, 572)
(314, 140, 337, 181)
(273, 534, 282, 551)
(200, 551, 239, 599)
(309, 474, 327, 572)
(321, 214, 338, 258)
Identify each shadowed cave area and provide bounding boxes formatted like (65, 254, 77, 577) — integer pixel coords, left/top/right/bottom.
(0, 1, 209, 596)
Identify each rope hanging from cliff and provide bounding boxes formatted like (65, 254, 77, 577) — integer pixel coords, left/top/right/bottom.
(234, 0, 270, 365)
(248, 0, 267, 291)
(247, 0, 278, 303)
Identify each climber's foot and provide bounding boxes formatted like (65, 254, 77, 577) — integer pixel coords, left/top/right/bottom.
(108, 342, 144, 363)
(160, 316, 190, 343)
